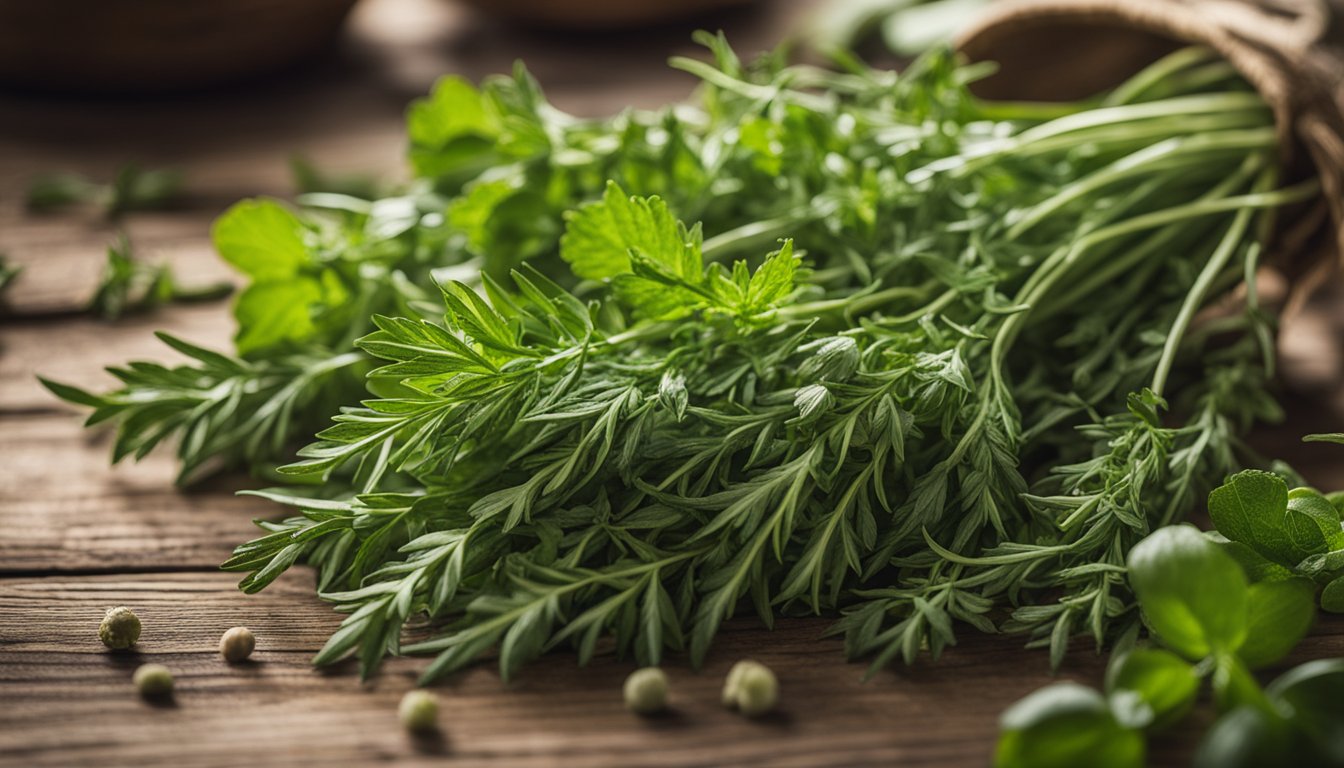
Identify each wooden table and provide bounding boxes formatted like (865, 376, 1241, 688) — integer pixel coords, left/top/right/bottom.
(2, 1, 1341, 765)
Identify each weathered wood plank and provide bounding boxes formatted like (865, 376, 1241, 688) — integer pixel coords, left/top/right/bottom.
(12, 572, 1335, 768)
(0, 303, 234, 412)
(0, 413, 263, 573)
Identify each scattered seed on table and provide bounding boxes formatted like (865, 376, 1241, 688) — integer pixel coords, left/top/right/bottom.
(722, 660, 778, 717)
(399, 690, 439, 732)
(623, 667, 669, 715)
(98, 606, 141, 650)
(219, 626, 256, 662)
(133, 663, 174, 699)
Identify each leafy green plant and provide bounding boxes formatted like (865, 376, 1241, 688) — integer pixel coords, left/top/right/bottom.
(43, 39, 1322, 681)
(996, 525, 1338, 768)
(1207, 469, 1344, 614)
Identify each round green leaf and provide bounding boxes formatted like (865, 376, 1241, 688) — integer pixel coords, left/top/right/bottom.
(1127, 525, 1248, 659)
(1238, 577, 1316, 668)
(995, 683, 1144, 768)
(1104, 648, 1199, 730)
(1322, 575, 1344, 614)
(1288, 488, 1344, 550)
(1194, 706, 1294, 768)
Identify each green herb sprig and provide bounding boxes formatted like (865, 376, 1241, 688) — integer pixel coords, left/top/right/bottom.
(27, 164, 185, 218)
(88, 236, 233, 320)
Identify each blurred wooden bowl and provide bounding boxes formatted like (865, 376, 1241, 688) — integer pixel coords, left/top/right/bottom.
(0, 0, 359, 93)
(455, 0, 755, 29)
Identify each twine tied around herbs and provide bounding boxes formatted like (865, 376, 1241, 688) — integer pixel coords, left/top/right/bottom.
(958, 0, 1344, 312)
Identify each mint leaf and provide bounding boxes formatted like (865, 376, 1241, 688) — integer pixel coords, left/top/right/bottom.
(1208, 470, 1327, 567)
(1287, 487, 1344, 548)
(560, 181, 698, 281)
(1238, 577, 1316, 668)
(1295, 547, 1344, 577)
(995, 683, 1144, 768)
(1126, 525, 1247, 659)
(212, 199, 309, 282)
(1104, 648, 1199, 730)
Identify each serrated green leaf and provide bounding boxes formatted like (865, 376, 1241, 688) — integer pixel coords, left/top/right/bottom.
(560, 181, 698, 281)
(1208, 470, 1328, 567)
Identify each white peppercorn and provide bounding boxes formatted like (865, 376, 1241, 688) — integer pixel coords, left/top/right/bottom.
(722, 660, 778, 717)
(399, 690, 439, 732)
(133, 663, 174, 698)
(98, 606, 141, 650)
(623, 667, 669, 714)
(219, 626, 255, 662)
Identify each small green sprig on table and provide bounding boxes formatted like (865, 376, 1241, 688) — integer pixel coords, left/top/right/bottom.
(88, 236, 233, 321)
(27, 164, 184, 218)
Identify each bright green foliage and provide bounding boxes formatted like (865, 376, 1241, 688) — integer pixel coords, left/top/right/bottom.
(1206, 469, 1344, 614)
(1104, 648, 1199, 730)
(1127, 526, 1248, 658)
(1209, 471, 1331, 565)
(1127, 525, 1315, 670)
(1195, 659, 1344, 767)
(43, 39, 1320, 681)
(994, 683, 1144, 768)
(1000, 520, 1334, 766)
(560, 181, 694, 281)
(1239, 578, 1316, 668)
(1002, 439, 1344, 761)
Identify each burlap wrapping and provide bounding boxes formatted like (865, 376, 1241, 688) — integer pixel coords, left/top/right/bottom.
(958, 0, 1344, 301)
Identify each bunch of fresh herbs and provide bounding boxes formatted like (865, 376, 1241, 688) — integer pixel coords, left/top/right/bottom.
(44, 39, 1322, 681)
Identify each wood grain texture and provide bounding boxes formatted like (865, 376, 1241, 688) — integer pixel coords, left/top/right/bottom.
(12, 574, 1337, 768)
(1, 303, 235, 412)
(0, 413, 263, 573)
(2, 0, 1343, 765)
